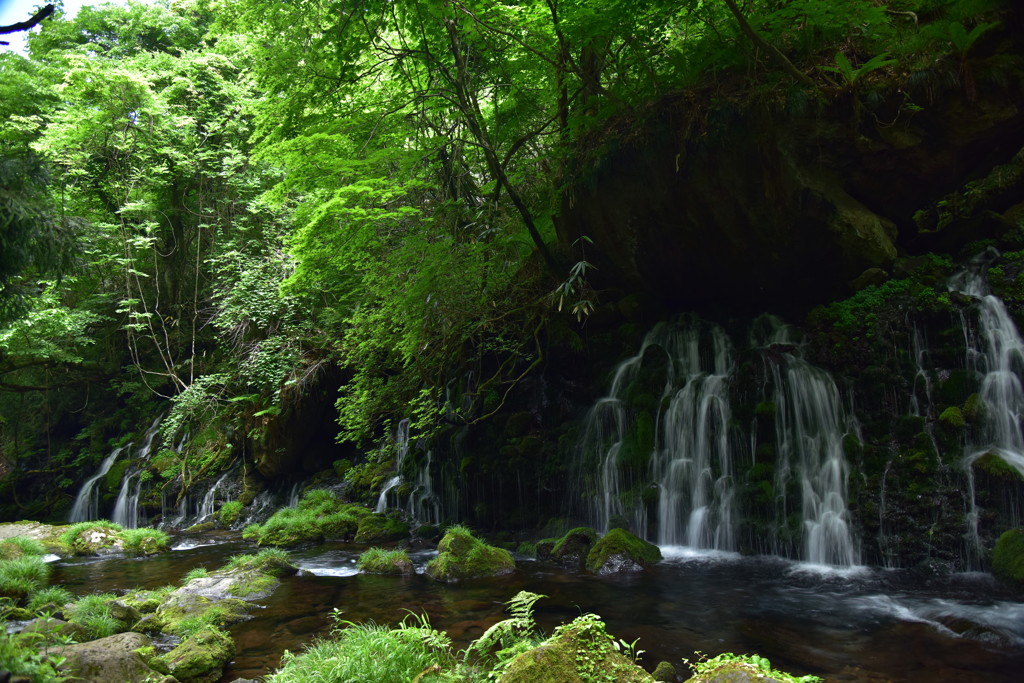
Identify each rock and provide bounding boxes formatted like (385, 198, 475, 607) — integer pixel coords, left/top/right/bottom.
(653, 661, 677, 681)
(992, 528, 1024, 583)
(499, 615, 654, 683)
(357, 548, 414, 575)
(52, 632, 170, 683)
(425, 526, 515, 582)
(353, 513, 410, 544)
(0, 522, 64, 553)
(586, 528, 661, 574)
(550, 527, 598, 569)
(154, 625, 235, 682)
(19, 616, 90, 642)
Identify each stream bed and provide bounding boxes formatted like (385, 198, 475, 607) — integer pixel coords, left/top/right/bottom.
(50, 536, 1024, 682)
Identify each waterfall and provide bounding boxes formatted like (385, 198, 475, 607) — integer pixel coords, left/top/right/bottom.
(375, 419, 410, 513)
(109, 415, 163, 529)
(769, 347, 860, 564)
(68, 445, 126, 523)
(575, 315, 861, 566)
(196, 470, 233, 522)
(407, 449, 440, 524)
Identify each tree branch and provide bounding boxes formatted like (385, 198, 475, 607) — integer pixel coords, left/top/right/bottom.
(721, 0, 818, 90)
(0, 4, 56, 45)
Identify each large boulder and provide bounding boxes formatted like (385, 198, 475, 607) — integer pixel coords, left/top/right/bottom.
(154, 625, 235, 682)
(992, 528, 1024, 583)
(499, 614, 654, 683)
(586, 528, 661, 574)
(52, 632, 171, 683)
(354, 513, 410, 544)
(425, 526, 515, 582)
(549, 527, 599, 569)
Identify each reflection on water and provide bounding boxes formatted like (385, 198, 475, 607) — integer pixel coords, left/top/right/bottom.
(49, 538, 1024, 683)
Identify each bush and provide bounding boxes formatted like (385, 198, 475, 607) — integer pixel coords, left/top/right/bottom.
(0, 631, 64, 682)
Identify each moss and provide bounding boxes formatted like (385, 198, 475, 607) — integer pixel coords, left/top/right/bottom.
(154, 625, 235, 681)
(992, 529, 1024, 583)
(535, 538, 557, 560)
(939, 406, 965, 429)
(550, 527, 599, 568)
(963, 393, 985, 424)
(652, 661, 676, 681)
(58, 521, 124, 555)
(185, 521, 216, 533)
(357, 547, 414, 575)
(218, 501, 243, 528)
(354, 513, 410, 544)
(425, 526, 515, 582)
(516, 542, 537, 558)
(499, 613, 654, 683)
(586, 528, 661, 574)
(972, 453, 1024, 481)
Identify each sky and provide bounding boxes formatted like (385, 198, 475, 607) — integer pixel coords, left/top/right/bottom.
(0, 1, 133, 54)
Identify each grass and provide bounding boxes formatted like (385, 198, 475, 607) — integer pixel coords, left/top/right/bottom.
(0, 537, 47, 560)
(357, 547, 412, 574)
(26, 586, 75, 612)
(119, 527, 171, 556)
(58, 521, 123, 554)
(265, 613, 454, 683)
(218, 500, 243, 527)
(65, 593, 124, 640)
(222, 547, 291, 572)
(0, 555, 51, 603)
(183, 567, 210, 582)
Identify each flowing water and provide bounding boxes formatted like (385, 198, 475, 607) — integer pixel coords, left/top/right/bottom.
(67, 445, 127, 523)
(48, 537, 1024, 683)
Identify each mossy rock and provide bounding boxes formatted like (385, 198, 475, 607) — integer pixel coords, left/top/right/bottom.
(155, 625, 234, 682)
(550, 527, 598, 568)
(354, 513, 410, 544)
(992, 528, 1024, 583)
(586, 528, 661, 574)
(357, 548, 414, 575)
(425, 527, 515, 582)
(535, 538, 557, 561)
(963, 393, 985, 424)
(653, 661, 677, 682)
(499, 615, 654, 683)
(938, 406, 965, 430)
(218, 501, 243, 528)
(972, 452, 1024, 481)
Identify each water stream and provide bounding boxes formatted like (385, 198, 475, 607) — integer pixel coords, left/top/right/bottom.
(48, 536, 1024, 683)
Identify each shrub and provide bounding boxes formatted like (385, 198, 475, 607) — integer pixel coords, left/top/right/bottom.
(0, 631, 64, 682)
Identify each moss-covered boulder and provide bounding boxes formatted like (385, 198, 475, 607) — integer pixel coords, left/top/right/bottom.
(52, 631, 170, 683)
(154, 625, 235, 682)
(499, 614, 654, 683)
(992, 528, 1024, 583)
(549, 527, 598, 569)
(425, 525, 515, 582)
(354, 513, 410, 544)
(357, 547, 414, 575)
(586, 528, 661, 574)
(245, 490, 371, 546)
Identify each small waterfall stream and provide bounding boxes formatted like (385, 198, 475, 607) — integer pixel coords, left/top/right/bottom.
(68, 445, 126, 523)
(110, 415, 163, 528)
(375, 418, 410, 513)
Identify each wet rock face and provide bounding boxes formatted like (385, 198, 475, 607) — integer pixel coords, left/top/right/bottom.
(52, 632, 169, 683)
(556, 85, 1023, 316)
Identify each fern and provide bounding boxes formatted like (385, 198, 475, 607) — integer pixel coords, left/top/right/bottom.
(464, 590, 547, 678)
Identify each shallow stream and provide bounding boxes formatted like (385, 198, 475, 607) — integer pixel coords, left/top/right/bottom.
(50, 536, 1024, 682)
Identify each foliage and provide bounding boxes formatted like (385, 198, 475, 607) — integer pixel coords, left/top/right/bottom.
(218, 500, 243, 528)
(356, 547, 413, 575)
(684, 651, 821, 683)
(221, 547, 293, 573)
(0, 536, 46, 559)
(464, 590, 547, 679)
(183, 567, 210, 583)
(118, 527, 170, 556)
(57, 520, 123, 554)
(266, 610, 454, 683)
(25, 586, 74, 612)
(0, 630, 67, 682)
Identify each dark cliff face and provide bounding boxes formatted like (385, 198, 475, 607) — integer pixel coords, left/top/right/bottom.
(554, 65, 1024, 317)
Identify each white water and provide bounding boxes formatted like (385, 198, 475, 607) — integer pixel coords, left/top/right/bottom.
(108, 415, 163, 528)
(576, 316, 861, 566)
(68, 445, 126, 523)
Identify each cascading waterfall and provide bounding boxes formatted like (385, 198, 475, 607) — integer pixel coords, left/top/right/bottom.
(759, 319, 861, 566)
(374, 419, 442, 523)
(575, 315, 861, 566)
(110, 415, 163, 528)
(68, 445, 126, 523)
(948, 254, 1024, 564)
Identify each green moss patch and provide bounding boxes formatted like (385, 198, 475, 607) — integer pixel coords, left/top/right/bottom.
(992, 528, 1024, 583)
(155, 625, 235, 681)
(357, 547, 414, 575)
(550, 527, 598, 568)
(586, 528, 661, 574)
(426, 525, 515, 582)
(354, 513, 410, 544)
